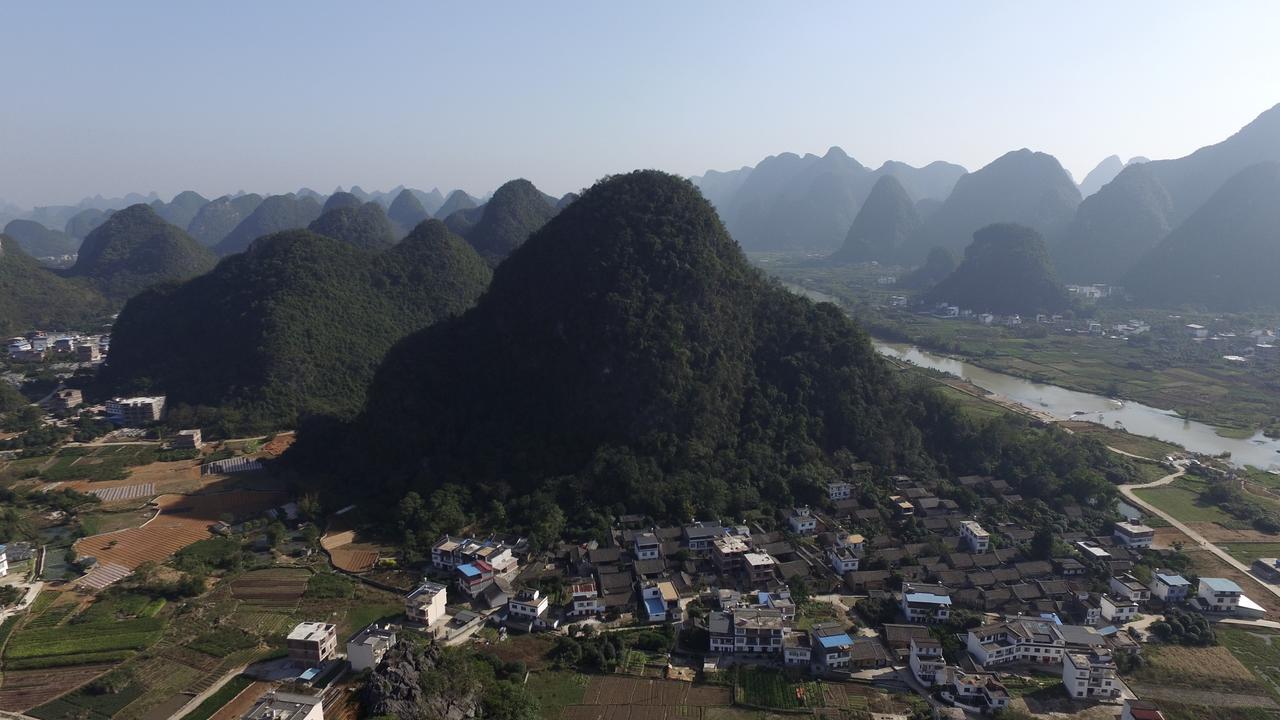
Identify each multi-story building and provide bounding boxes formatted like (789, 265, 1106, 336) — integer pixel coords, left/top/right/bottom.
(1100, 594, 1138, 624)
(809, 623, 854, 670)
(708, 611, 735, 654)
(1108, 574, 1151, 603)
(960, 520, 990, 553)
(943, 668, 1010, 712)
(507, 589, 553, 630)
(106, 396, 166, 425)
(1198, 577, 1243, 613)
(640, 581, 679, 623)
(173, 429, 203, 449)
(1062, 649, 1119, 699)
(683, 522, 726, 551)
(286, 622, 337, 666)
(901, 584, 951, 624)
(730, 607, 788, 654)
(787, 507, 817, 535)
(405, 580, 448, 625)
(712, 534, 750, 574)
(889, 495, 915, 517)
(743, 552, 776, 585)
(0, 544, 8, 576)
(909, 636, 945, 685)
(456, 561, 495, 597)
(633, 532, 661, 560)
(829, 545, 860, 574)
(50, 389, 82, 412)
(243, 691, 325, 720)
(76, 344, 100, 362)
(1112, 520, 1155, 549)
(570, 580, 603, 615)
(827, 481, 852, 501)
(966, 618, 1065, 667)
(347, 625, 396, 672)
(1148, 572, 1191, 603)
(431, 536, 518, 573)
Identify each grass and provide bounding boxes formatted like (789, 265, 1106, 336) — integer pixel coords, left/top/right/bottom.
(305, 571, 355, 599)
(176, 675, 254, 720)
(1219, 627, 1280, 698)
(1131, 641, 1266, 695)
(339, 600, 403, 638)
(1134, 476, 1238, 525)
(28, 678, 147, 720)
(73, 592, 164, 624)
(734, 667, 822, 709)
(188, 627, 259, 657)
(1222, 543, 1280, 566)
(524, 671, 588, 720)
(5, 616, 164, 661)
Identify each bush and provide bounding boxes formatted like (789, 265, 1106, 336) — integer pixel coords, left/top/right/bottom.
(305, 572, 354, 599)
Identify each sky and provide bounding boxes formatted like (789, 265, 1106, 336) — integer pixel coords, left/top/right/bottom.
(2, 1, 1280, 208)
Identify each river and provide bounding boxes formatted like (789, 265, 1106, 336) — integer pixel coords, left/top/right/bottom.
(784, 282, 1280, 469)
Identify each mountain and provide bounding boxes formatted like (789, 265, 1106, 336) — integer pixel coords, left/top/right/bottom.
(0, 235, 106, 335)
(307, 202, 397, 250)
(150, 191, 209, 230)
(463, 179, 558, 263)
(3, 220, 80, 258)
(925, 223, 1070, 314)
(557, 193, 579, 210)
(903, 149, 1081, 262)
(100, 221, 491, 434)
(690, 166, 752, 211)
(187, 194, 263, 247)
(897, 247, 956, 290)
(828, 176, 921, 264)
(435, 190, 478, 219)
(876, 160, 967, 203)
(214, 194, 322, 256)
(387, 189, 431, 232)
(1123, 162, 1280, 311)
(1054, 163, 1174, 283)
(68, 204, 216, 301)
(322, 191, 363, 214)
(65, 208, 114, 240)
(1078, 155, 1125, 198)
(296, 188, 323, 202)
(410, 188, 446, 216)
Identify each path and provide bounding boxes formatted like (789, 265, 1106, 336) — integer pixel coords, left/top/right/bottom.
(1118, 466, 1280, 602)
(165, 664, 249, 720)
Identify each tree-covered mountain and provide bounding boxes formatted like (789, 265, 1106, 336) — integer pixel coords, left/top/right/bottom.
(67, 204, 216, 301)
(435, 190, 478, 219)
(64, 208, 114, 240)
(903, 149, 1081, 262)
(187, 194, 263, 247)
(100, 221, 491, 434)
(925, 223, 1070, 314)
(1054, 163, 1174, 283)
(321, 191, 363, 214)
(283, 170, 1139, 533)
(0, 234, 107, 335)
(2, 219, 80, 258)
(410, 188, 446, 216)
(1078, 155, 1125, 198)
(877, 160, 968, 204)
(214, 194, 322, 256)
(557, 192, 579, 210)
(828, 175, 921, 264)
(1123, 162, 1280, 311)
(307, 202, 397, 250)
(387, 189, 431, 233)
(150, 191, 209, 230)
(897, 247, 956, 290)
(462, 179, 558, 263)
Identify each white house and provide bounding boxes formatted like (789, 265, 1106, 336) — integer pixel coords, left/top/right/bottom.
(960, 520, 990, 553)
(570, 580, 603, 615)
(405, 581, 448, 626)
(633, 532, 661, 561)
(1100, 594, 1138, 624)
(901, 585, 951, 624)
(243, 691, 324, 720)
(507, 589, 555, 630)
(810, 623, 854, 670)
(347, 625, 396, 672)
(1148, 572, 1191, 603)
(828, 546, 860, 574)
(1062, 650, 1119, 699)
(942, 667, 1010, 712)
(787, 507, 817, 535)
(1108, 575, 1151, 603)
(1112, 520, 1155, 549)
(966, 618, 1065, 668)
(827, 481, 852, 501)
(909, 636, 945, 685)
(1197, 577, 1244, 613)
(286, 622, 337, 666)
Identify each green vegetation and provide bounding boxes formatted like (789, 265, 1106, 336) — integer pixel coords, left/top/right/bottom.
(101, 223, 492, 435)
(898, 246, 955, 289)
(1220, 627, 1280, 699)
(1223, 542, 1280, 565)
(67, 203, 216, 302)
(1150, 608, 1215, 645)
(188, 193, 263, 247)
(28, 671, 146, 720)
(0, 234, 109, 335)
(175, 537, 245, 573)
(74, 592, 165, 623)
(3, 218, 79, 257)
(463, 178, 558, 263)
(924, 223, 1069, 314)
(435, 189, 478, 219)
(307, 202, 396, 250)
(188, 627, 259, 656)
(214, 193, 322, 255)
(829, 174, 920, 264)
(388, 188, 431, 232)
(176, 676, 254, 720)
(1055, 162, 1172, 284)
(305, 571, 354, 599)
(524, 671, 587, 720)
(1134, 476, 1239, 525)
(65, 208, 113, 241)
(151, 190, 210, 230)
(733, 667, 822, 709)
(4, 616, 164, 663)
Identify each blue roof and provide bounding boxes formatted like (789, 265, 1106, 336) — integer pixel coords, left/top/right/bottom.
(1039, 612, 1063, 625)
(905, 592, 952, 605)
(1202, 577, 1243, 593)
(298, 667, 320, 681)
(818, 633, 853, 648)
(644, 597, 666, 616)
(457, 563, 481, 578)
(1155, 573, 1190, 587)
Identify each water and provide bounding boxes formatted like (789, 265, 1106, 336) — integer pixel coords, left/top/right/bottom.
(874, 341, 1280, 469)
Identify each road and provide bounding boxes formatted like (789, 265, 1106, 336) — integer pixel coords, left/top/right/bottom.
(1118, 466, 1280, 602)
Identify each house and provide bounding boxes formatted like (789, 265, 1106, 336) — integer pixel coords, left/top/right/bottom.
(1053, 558, 1087, 577)
(909, 637, 945, 685)
(1197, 577, 1243, 613)
(1185, 323, 1209, 338)
(640, 581, 679, 623)
(942, 667, 1010, 712)
(1075, 541, 1112, 563)
(810, 623, 854, 670)
(1113, 520, 1155, 549)
(243, 691, 324, 720)
(405, 581, 448, 625)
(76, 343, 100, 362)
(712, 534, 750, 574)
(730, 607, 788, 654)
(173, 429, 203, 450)
(1148, 573, 1191, 603)
(51, 389, 83, 411)
(707, 611, 735, 654)
(431, 536, 518, 573)
(889, 495, 915, 517)
(966, 618, 1065, 667)
(1108, 575, 1151, 603)
(1122, 699, 1167, 720)
(683, 522, 726, 551)
(570, 580, 603, 615)
(960, 520, 990, 553)
(633, 532, 661, 561)
(783, 633, 811, 666)
(848, 636, 891, 670)
(827, 481, 852, 501)
(286, 622, 337, 666)
(901, 584, 952, 624)
(105, 396, 166, 425)
(757, 590, 796, 620)
(1099, 594, 1138, 624)
(456, 561, 496, 598)
(743, 552, 776, 585)
(1062, 650, 1119, 699)
(787, 507, 817, 535)
(507, 589, 555, 631)
(829, 546, 859, 574)
(347, 625, 396, 671)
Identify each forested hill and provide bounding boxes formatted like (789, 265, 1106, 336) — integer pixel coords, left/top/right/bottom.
(307, 202, 397, 250)
(214, 194, 322, 256)
(287, 171, 1138, 535)
(99, 221, 491, 435)
(67, 204, 216, 302)
(462, 179, 559, 263)
(0, 234, 108, 335)
(926, 223, 1070, 315)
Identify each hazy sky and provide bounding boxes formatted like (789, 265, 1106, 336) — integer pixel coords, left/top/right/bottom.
(3, 1, 1279, 208)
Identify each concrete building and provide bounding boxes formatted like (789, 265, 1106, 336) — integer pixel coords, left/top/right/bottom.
(1100, 594, 1138, 624)
(682, 522, 726, 551)
(76, 344, 100, 362)
(1062, 650, 1119, 699)
(827, 481, 852, 501)
(1112, 520, 1155, 549)
(347, 625, 396, 672)
(508, 588, 556, 630)
(1108, 575, 1151, 603)
(1197, 577, 1244, 613)
(943, 668, 1009, 712)
(787, 507, 817, 535)
(1122, 699, 1167, 720)
(286, 622, 337, 666)
(633, 532, 661, 560)
(810, 623, 854, 671)
(173, 429, 203, 449)
(960, 520, 990, 553)
(570, 580, 603, 615)
(712, 534, 750, 574)
(901, 584, 952, 624)
(105, 396, 166, 425)
(0, 545, 7, 576)
(966, 618, 1065, 667)
(728, 607, 788, 654)
(909, 636, 945, 685)
(405, 581, 448, 625)
(456, 561, 496, 597)
(1148, 572, 1191, 603)
(743, 552, 776, 585)
(51, 389, 82, 412)
(243, 691, 325, 720)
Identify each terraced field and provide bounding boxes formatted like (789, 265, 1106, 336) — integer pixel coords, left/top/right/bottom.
(0, 664, 116, 712)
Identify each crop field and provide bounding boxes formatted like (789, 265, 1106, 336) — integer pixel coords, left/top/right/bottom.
(733, 668, 821, 710)
(563, 677, 732, 720)
(1220, 628, 1280, 696)
(0, 664, 117, 712)
(229, 568, 309, 608)
(1222, 542, 1280, 565)
(5, 617, 164, 665)
(1133, 642, 1267, 694)
(328, 544, 380, 573)
(27, 673, 146, 720)
(1133, 476, 1239, 525)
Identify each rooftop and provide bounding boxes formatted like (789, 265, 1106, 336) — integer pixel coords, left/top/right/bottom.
(817, 633, 853, 649)
(1154, 573, 1190, 587)
(244, 692, 323, 720)
(905, 592, 951, 606)
(1201, 577, 1244, 593)
(286, 622, 335, 643)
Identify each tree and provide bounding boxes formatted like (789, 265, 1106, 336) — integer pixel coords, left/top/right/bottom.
(1029, 526, 1055, 560)
(482, 682, 539, 720)
(266, 521, 287, 548)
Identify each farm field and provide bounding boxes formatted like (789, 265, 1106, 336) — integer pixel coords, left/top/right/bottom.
(1133, 476, 1240, 526)
(733, 668, 820, 710)
(0, 664, 116, 712)
(1219, 627, 1280, 697)
(1131, 642, 1267, 695)
(1222, 542, 1280, 566)
(1059, 420, 1184, 460)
